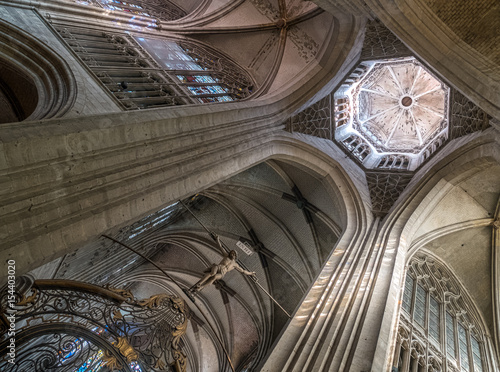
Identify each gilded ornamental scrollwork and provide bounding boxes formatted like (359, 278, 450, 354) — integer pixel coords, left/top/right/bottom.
(0, 279, 189, 372)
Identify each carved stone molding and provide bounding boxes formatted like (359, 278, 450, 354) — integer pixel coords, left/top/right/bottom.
(492, 219, 500, 230)
(449, 89, 490, 139)
(0, 19, 76, 120)
(360, 19, 412, 61)
(287, 94, 333, 140)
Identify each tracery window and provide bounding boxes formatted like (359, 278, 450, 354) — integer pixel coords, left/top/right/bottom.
(73, 0, 187, 23)
(50, 22, 255, 109)
(394, 254, 490, 372)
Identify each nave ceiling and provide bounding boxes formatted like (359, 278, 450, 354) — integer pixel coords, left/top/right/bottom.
(27, 160, 345, 371)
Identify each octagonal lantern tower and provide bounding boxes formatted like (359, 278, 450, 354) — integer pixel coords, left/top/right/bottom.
(334, 57, 450, 171)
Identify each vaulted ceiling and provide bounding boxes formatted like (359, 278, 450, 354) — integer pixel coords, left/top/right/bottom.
(29, 160, 345, 370)
(172, 0, 334, 97)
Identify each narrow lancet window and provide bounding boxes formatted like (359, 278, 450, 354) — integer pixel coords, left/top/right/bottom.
(458, 323, 470, 371)
(402, 275, 413, 314)
(429, 295, 440, 342)
(414, 284, 426, 327)
(446, 311, 456, 359)
(471, 336, 484, 372)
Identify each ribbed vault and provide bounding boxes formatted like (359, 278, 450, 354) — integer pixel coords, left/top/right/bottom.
(27, 159, 346, 371)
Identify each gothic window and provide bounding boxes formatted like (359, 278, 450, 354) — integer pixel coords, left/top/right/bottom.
(334, 96, 350, 127)
(50, 23, 255, 109)
(458, 323, 470, 371)
(396, 254, 489, 372)
(446, 311, 457, 359)
(402, 274, 413, 313)
(342, 135, 371, 162)
(429, 295, 440, 342)
(377, 155, 411, 170)
(136, 38, 254, 103)
(73, 0, 187, 22)
(413, 284, 426, 327)
(471, 337, 484, 372)
(417, 134, 447, 168)
(127, 201, 181, 239)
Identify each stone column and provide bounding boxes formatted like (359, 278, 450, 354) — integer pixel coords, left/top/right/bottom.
(400, 347, 410, 372)
(260, 218, 385, 371)
(410, 355, 418, 372)
(492, 216, 500, 360)
(393, 338, 402, 369)
(0, 106, 283, 278)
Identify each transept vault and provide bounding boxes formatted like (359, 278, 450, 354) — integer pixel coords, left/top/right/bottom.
(0, 1, 498, 371)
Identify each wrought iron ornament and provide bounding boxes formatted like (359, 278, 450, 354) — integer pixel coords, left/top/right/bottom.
(0, 280, 188, 372)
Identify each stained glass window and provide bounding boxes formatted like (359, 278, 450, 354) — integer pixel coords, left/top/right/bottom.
(67, 344, 145, 372)
(429, 295, 440, 342)
(128, 202, 180, 239)
(458, 323, 470, 371)
(402, 274, 413, 314)
(135, 38, 254, 104)
(73, 0, 186, 22)
(75, 349, 105, 372)
(129, 361, 144, 372)
(446, 312, 456, 359)
(471, 336, 483, 372)
(398, 257, 491, 372)
(414, 285, 426, 327)
(54, 25, 255, 110)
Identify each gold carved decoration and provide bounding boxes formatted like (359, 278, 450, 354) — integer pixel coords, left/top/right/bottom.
(137, 293, 170, 308)
(16, 288, 38, 307)
(104, 285, 135, 302)
(113, 336, 139, 363)
(2, 279, 189, 371)
(171, 296, 188, 372)
(102, 350, 123, 371)
(112, 309, 123, 320)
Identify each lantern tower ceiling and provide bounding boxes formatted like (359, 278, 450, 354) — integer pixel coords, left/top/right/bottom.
(335, 57, 450, 170)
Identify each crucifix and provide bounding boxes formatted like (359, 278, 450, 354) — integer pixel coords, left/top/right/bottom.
(181, 200, 291, 318)
(189, 236, 255, 293)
